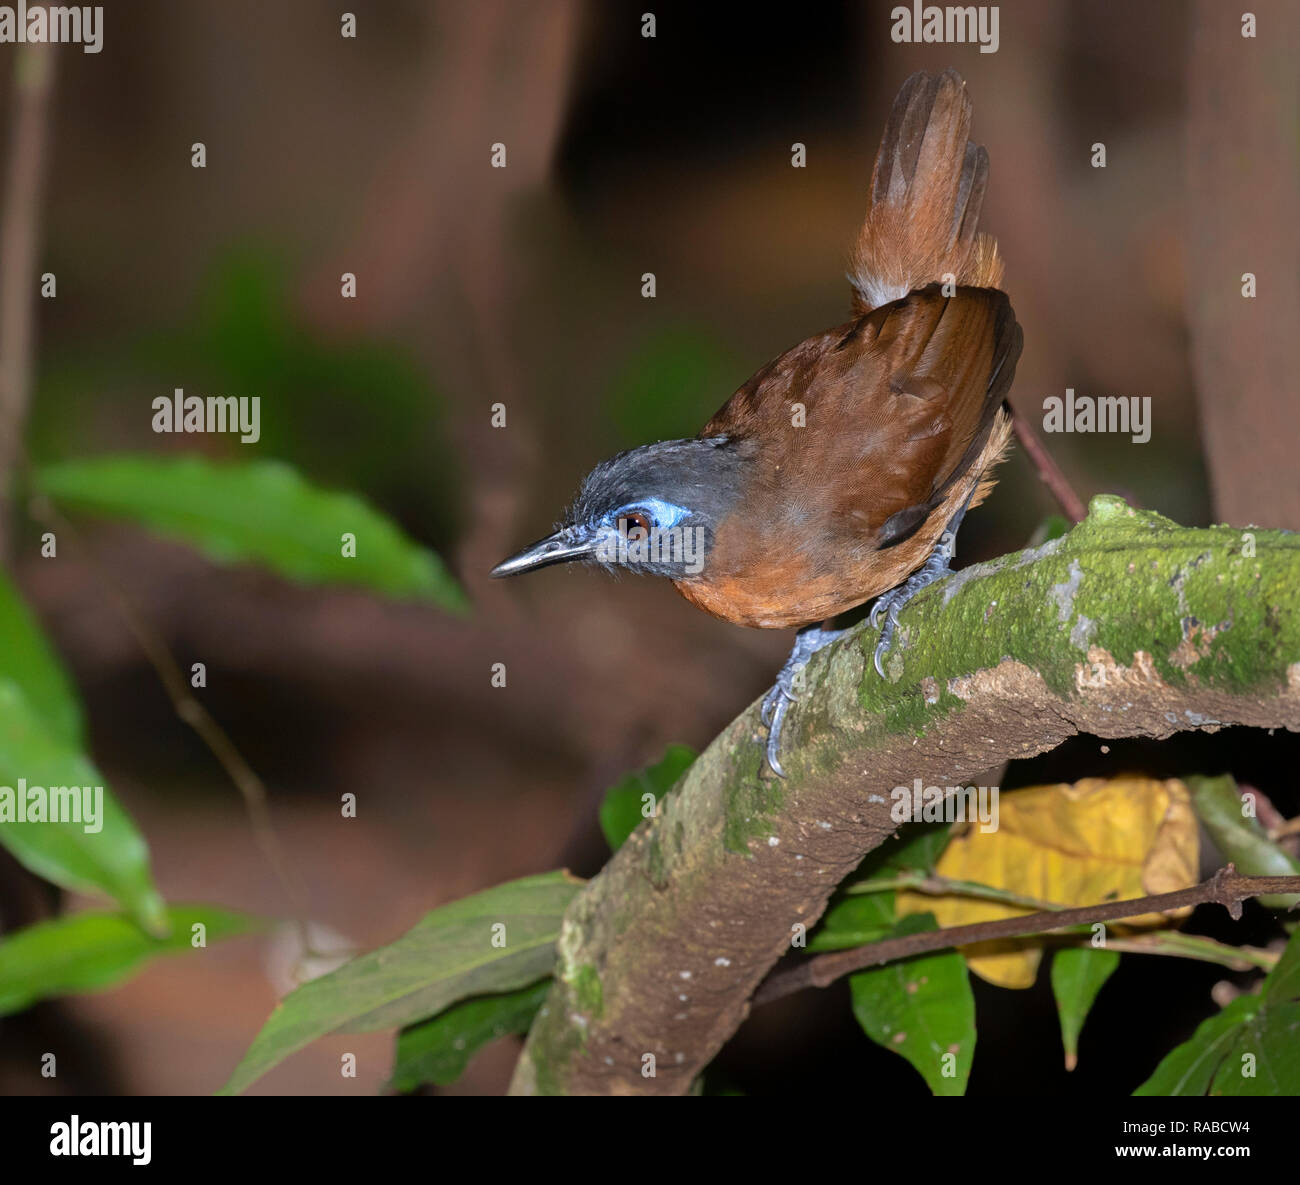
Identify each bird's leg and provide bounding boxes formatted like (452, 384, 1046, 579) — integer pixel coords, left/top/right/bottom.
(869, 494, 975, 677)
(760, 623, 846, 778)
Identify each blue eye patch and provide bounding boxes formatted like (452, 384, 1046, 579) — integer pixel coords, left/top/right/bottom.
(605, 498, 692, 530)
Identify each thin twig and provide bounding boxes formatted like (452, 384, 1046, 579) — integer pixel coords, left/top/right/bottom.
(1243, 783, 1300, 856)
(846, 875, 1280, 970)
(26, 491, 313, 947)
(1010, 404, 1087, 523)
(1094, 932, 1279, 972)
(844, 871, 1068, 913)
(0, 41, 55, 563)
(1271, 815, 1300, 840)
(753, 867, 1300, 1006)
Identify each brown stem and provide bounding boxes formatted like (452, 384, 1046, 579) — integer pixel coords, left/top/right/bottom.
(1271, 816, 1300, 840)
(753, 867, 1300, 1006)
(28, 495, 313, 946)
(0, 42, 55, 563)
(1010, 404, 1087, 523)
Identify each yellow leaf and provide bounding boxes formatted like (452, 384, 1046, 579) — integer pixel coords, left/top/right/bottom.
(896, 777, 1199, 988)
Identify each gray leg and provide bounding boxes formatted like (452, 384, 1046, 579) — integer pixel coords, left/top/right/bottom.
(869, 496, 973, 677)
(760, 624, 845, 777)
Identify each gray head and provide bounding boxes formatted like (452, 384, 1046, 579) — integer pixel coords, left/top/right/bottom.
(491, 436, 747, 580)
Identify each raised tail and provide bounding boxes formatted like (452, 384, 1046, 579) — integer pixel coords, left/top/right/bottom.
(849, 69, 1004, 316)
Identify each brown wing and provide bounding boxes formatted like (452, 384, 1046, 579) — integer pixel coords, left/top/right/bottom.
(703, 284, 1021, 549)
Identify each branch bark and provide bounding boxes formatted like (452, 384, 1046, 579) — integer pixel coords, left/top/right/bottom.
(509, 497, 1300, 1095)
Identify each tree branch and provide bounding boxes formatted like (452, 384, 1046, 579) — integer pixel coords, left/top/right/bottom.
(509, 497, 1300, 1095)
(0, 41, 55, 563)
(752, 867, 1300, 1006)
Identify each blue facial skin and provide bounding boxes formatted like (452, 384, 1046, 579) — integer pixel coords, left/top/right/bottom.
(549, 435, 749, 578)
(586, 497, 701, 577)
(602, 497, 693, 532)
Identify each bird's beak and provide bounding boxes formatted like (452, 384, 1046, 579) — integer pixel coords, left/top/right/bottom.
(490, 525, 601, 578)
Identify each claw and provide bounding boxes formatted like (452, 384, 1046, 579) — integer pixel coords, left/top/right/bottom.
(760, 624, 845, 777)
(872, 601, 904, 676)
(764, 695, 791, 777)
(868, 513, 970, 678)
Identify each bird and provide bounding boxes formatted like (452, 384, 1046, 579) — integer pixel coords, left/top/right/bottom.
(492, 68, 1023, 777)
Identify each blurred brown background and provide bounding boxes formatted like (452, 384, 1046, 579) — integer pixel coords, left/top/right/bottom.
(1, 0, 1296, 1095)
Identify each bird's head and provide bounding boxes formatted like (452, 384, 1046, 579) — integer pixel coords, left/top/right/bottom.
(491, 436, 746, 581)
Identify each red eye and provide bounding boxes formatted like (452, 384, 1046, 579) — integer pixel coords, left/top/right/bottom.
(618, 511, 652, 538)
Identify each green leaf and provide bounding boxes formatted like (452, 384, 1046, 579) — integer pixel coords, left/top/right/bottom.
(1136, 929, 1300, 1096)
(849, 912, 976, 1096)
(1134, 996, 1261, 1096)
(1213, 1002, 1300, 1095)
(36, 455, 467, 612)
(814, 821, 952, 951)
(0, 904, 261, 1014)
(220, 870, 582, 1095)
(599, 744, 696, 852)
(0, 571, 84, 748)
(389, 978, 552, 1092)
(1213, 927, 1300, 1095)
(859, 820, 953, 879)
(808, 891, 895, 952)
(0, 583, 163, 932)
(1051, 946, 1120, 1070)
(1263, 920, 1300, 1006)
(0, 678, 166, 934)
(1188, 774, 1300, 908)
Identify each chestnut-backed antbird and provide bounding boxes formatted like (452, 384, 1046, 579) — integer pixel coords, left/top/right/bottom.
(492, 69, 1023, 776)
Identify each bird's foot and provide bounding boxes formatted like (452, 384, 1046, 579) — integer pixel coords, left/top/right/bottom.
(760, 624, 845, 778)
(869, 529, 959, 677)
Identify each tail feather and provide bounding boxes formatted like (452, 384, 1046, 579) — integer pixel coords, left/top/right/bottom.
(850, 69, 1003, 315)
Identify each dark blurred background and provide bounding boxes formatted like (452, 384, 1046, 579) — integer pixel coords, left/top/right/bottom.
(1, 0, 1296, 1095)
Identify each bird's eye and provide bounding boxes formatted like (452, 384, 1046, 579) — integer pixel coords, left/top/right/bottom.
(617, 510, 653, 538)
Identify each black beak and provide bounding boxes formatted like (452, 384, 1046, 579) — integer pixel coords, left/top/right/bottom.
(490, 526, 600, 578)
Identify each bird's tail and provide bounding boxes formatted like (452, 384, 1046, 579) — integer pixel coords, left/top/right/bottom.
(849, 69, 1004, 316)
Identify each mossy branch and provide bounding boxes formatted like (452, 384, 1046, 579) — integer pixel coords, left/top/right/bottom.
(509, 497, 1300, 1095)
